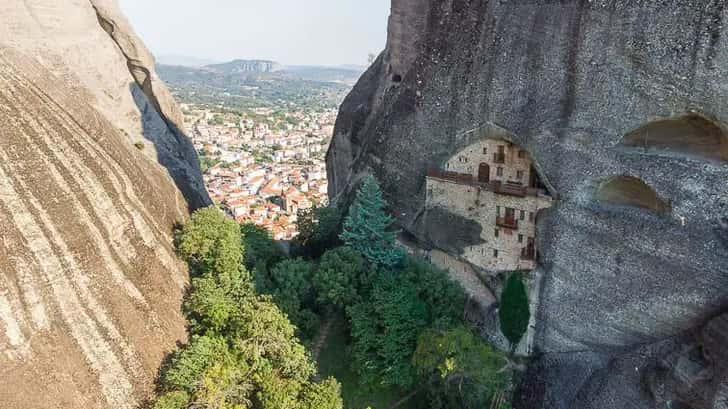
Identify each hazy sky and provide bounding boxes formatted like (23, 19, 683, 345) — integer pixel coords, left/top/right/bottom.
(118, 0, 391, 66)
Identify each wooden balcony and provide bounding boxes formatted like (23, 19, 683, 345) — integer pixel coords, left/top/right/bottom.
(426, 169, 548, 199)
(496, 216, 518, 230)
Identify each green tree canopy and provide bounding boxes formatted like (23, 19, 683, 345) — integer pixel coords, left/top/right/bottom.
(499, 273, 530, 350)
(413, 326, 510, 409)
(340, 175, 403, 269)
(347, 274, 428, 388)
(313, 246, 369, 309)
(155, 207, 342, 409)
(296, 206, 343, 258)
(265, 259, 319, 338)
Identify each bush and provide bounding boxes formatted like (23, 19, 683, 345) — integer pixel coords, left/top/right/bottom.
(313, 247, 369, 309)
(177, 207, 247, 285)
(297, 206, 343, 258)
(240, 223, 286, 290)
(499, 273, 530, 350)
(152, 391, 189, 409)
(401, 256, 466, 327)
(264, 258, 319, 338)
(134, 141, 145, 150)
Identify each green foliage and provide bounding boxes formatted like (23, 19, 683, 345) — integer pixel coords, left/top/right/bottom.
(240, 223, 286, 290)
(348, 274, 428, 388)
(340, 175, 403, 269)
(154, 206, 343, 409)
(343, 254, 468, 391)
(199, 154, 221, 173)
(499, 273, 530, 350)
(313, 247, 369, 309)
(300, 378, 345, 409)
(177, 207, 247, 285)
(264, 259, 319, 338)
(152, 391, 190, 409)
(413, 326, 509, 409)
(297, 206, 343, 258)
(161, 335, 232, 394)
(401, 256, 466, 327)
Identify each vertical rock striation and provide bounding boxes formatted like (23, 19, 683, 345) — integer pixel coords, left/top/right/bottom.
(328, 1, 728, 407)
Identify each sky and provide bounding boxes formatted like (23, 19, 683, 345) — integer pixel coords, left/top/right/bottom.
(118, 0, 391, 67)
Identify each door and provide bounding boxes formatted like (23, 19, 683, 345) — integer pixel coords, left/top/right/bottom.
(478, 163, 490, 183)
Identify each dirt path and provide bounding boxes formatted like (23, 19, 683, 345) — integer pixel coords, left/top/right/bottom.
(311, 313, 334, 379)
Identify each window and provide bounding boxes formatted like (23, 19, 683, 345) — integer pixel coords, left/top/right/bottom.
(517, 170, 524, 180)
(518, 150, 526, 158)
(493, 249, 499, 258)
(496, 205, 501, 216)
(497, 167, 503, 176)
(518, 234, 524, 243)
(520, 210, 525, 220)
(483, 147, 488, 154)
(529, 212, 534, 222)
(494, 229, 499, 238)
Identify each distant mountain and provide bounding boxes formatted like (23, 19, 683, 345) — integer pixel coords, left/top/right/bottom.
(282, 65, 366, 85)
(206, 59, 282, 74)
(155, 54, 220, 67)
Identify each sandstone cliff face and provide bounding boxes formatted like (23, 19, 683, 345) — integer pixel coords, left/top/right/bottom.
(0, 1, 208, 408)
(328, 1, 728, 408)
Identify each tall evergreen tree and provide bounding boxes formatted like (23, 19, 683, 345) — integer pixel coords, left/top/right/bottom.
(340, 175, 402, 269)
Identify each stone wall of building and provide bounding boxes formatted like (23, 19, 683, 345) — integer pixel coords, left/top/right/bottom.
(425, 177, 552, 273)
(445, 139, 534, 185)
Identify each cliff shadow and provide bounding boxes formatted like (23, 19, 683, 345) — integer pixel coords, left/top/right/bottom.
(129, 83, 210, 212)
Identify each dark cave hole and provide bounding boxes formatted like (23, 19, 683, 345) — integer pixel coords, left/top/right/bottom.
(595, 175, 671, 215)
(621, 112, 728, 162)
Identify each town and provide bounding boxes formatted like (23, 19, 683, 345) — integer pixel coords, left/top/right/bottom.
(182, 104, 335, 240)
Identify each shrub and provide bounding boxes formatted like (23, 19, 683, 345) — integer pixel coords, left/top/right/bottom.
(134, 141, 145, 150)
(297, 206, 343, 258)
(499, 273, 530, 350)
(313, 247, 369, 309)
(152, 391, 189, 409)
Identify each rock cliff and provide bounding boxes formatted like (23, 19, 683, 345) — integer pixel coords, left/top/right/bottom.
(328, 1, 728, 407)
(0, 1, 209, 408)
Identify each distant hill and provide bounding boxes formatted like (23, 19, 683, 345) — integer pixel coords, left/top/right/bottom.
(282, 65, 366, 85)
(206, 59, 282, 74)
(155, 54, 220, 67)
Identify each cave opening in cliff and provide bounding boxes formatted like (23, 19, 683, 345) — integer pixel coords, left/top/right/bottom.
(596, 175, 671, 215)
(620, 112, 728, 162)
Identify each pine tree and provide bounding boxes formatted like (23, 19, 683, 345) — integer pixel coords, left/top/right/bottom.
(340, 175, 402, 269)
